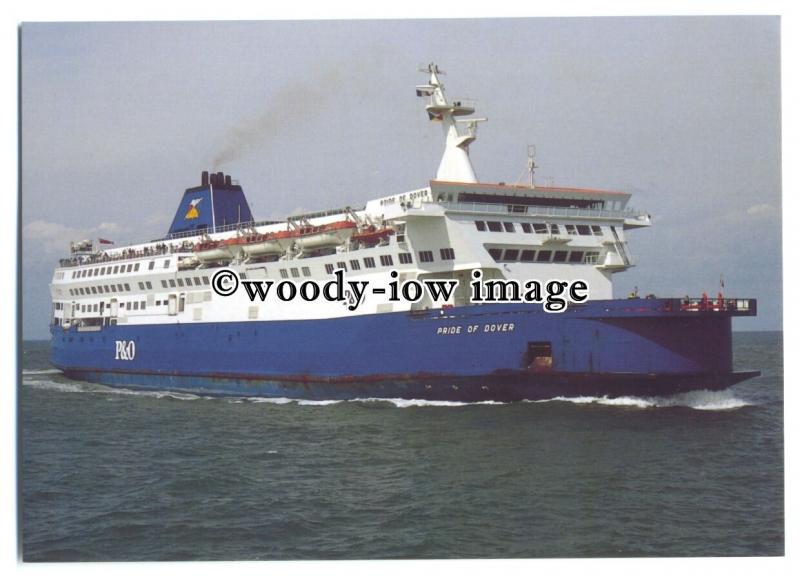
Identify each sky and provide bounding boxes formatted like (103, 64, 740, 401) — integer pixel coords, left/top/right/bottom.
(20, 17, 782, 338)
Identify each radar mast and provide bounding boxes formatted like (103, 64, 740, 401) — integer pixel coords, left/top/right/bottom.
(416, 63, 486, 183)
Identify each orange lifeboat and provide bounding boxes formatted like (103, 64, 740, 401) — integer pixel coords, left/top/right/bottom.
(351, 225, 394, 246)
(291, 220, 357, 250)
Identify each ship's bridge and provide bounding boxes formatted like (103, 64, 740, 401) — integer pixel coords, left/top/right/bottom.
(366, 180, 650, 230)
(429, 181, 649, 229)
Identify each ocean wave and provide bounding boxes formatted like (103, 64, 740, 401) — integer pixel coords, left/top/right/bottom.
(22, 378, 208, 401)
(109, 389, 207, 401)
(241, 397, 294, 404)
(531, 389, 753, 411)
(22, 368, 62, 375)
(23, 376, 752, 411)
(352, 397, 506, 408)
(22, 379, 89, 393)
(238, 397, 342, 406)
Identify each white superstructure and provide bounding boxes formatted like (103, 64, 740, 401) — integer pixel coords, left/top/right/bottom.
(49, 64, 650, 332)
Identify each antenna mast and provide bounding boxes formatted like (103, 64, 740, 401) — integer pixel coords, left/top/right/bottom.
(515, 144, 538, 188)
(527, 145, 537, 189)
(416, 63, 486, 183)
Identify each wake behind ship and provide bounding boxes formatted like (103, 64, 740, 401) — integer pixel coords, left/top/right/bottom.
(48, 64, 759, 401)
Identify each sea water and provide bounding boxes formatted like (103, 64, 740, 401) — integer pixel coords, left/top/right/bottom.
(20, 332, 783, 560)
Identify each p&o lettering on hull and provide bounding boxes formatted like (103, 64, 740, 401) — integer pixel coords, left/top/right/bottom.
(114, 340, 136, 361)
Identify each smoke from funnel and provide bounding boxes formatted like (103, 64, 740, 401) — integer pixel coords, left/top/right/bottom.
(211, 68, 342, 169)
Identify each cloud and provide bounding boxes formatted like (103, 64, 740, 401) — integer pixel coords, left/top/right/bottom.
(23, 219, 127, 256)
(745, 203, 777, 217)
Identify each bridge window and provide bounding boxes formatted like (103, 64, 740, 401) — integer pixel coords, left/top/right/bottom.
(418, 250, 434, 263)
(520, 250, 536, 262)
(291, 268, 300, 278)
(364, 257, 376, 269)
(503, 249, 519, 262)
(568, 251, 584, 263)
(280, 269, 289, 278)
(566, 224, 578, 235)
(475, 221, 486, 231)
(488, 248, 502, 261)
(324, 264, 334, 274)
(487, 221, 502, 232)
(533, 223, 548, 234)
(577, 225, 591, 236)
(521, 223, 532, 233)
(440, 248, 455, 260)
(503, 222, 515, 232)
(536, 250, 552, 262)
(399, 252, 413, 264)
(591, 225, 603, 236)
(380, 255, 394, 266)
(302, 267, 311, 277)
(350, 260, 361, 271)
(337, 261, 348, 271)
(549, 224, 560, 234)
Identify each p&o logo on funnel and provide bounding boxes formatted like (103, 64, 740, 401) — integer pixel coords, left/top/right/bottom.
(185, 198, 202, 220)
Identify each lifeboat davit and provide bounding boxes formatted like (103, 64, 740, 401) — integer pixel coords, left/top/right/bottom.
(351, 225, 394, 247)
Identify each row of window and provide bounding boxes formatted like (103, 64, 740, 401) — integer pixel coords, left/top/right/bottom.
(69, 282, 132, 296)
(160, 275, 211, 289)
(76, 300, 148, 314)
(66, 247, 458, 297)
(317, 248, 455, 274)
(70, 259, 170, 279)
(68, 274, 212, 296)
(73, 297, 187, 315)
(475, 220, 603, 236)
(488, 248, 601, 264)
(67, 243, 462, 286)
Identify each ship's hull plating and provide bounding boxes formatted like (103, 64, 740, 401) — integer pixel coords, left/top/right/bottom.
(49, 299, 759, 401)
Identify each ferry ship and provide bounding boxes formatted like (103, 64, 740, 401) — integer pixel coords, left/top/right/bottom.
(48, 64, 759, 401)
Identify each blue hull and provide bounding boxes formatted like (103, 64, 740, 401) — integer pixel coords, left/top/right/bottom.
(50, 299, 759, 401)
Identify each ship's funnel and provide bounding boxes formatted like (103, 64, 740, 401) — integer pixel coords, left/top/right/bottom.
(167, 171, 254, 237)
